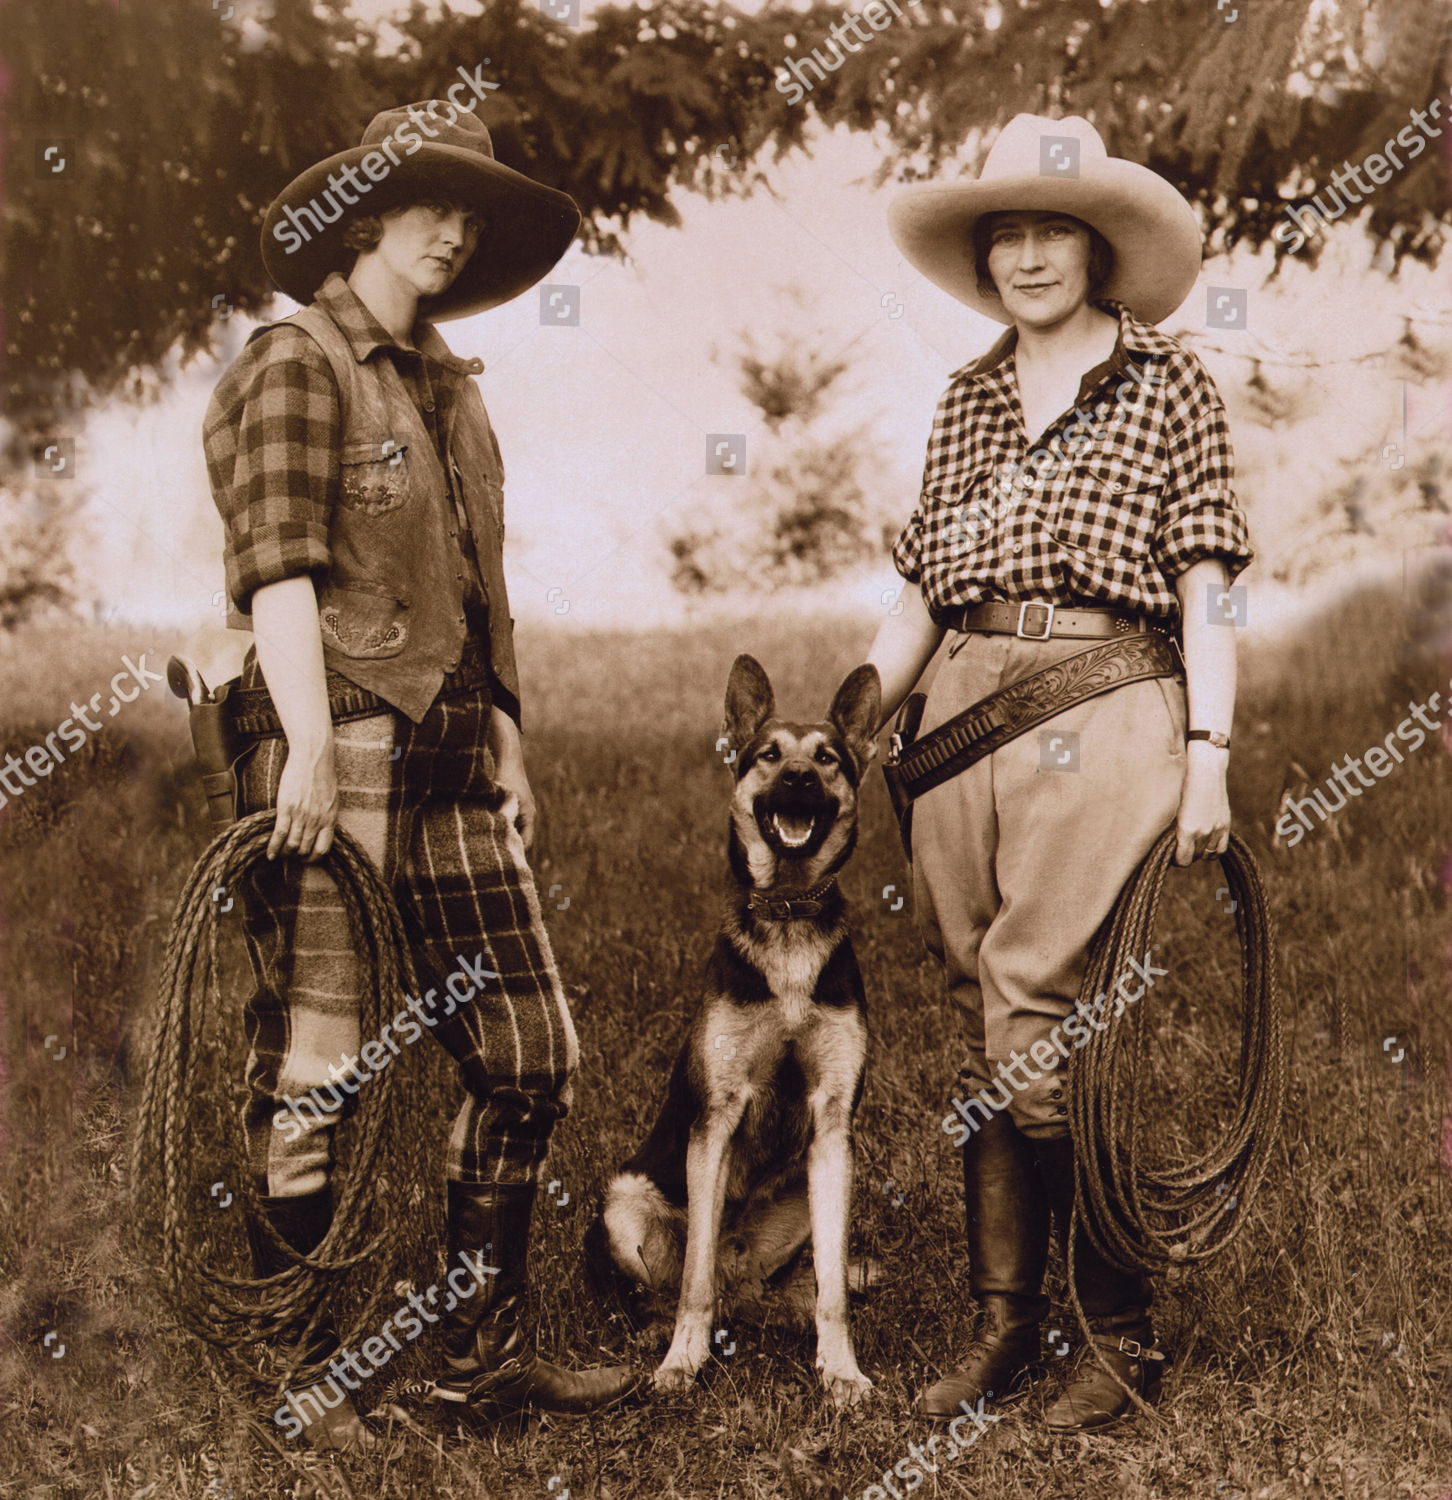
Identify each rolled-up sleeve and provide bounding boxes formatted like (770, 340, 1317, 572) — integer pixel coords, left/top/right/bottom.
(1152, 358, 1254, 584)
(206, 327, 338, 615)
(891, 508, 925, 585)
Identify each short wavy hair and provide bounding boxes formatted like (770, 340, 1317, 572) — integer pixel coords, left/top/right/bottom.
(342, 214, 385, 255)
(972, 211, 1114, 302)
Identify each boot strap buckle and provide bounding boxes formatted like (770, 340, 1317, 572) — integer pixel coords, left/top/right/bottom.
(1099, 1334, 1165, 1362)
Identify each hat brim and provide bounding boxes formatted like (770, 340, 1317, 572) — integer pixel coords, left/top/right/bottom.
(261, 143, 581, 320)
(888, 160, 1202, 325)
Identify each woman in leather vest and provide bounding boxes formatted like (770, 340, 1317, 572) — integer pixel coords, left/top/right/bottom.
(203, 99, 639, 1449)
(864, 113, 1254, 1431)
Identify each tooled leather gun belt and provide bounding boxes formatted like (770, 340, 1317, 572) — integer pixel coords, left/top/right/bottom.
(881, 632, 1181, 841)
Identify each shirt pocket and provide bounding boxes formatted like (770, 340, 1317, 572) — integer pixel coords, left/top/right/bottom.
(927, 458, 1009, 557)
(339, 439, 410, 516)
(1048, 452, 1165, 601)
(318, 577, 411, 659)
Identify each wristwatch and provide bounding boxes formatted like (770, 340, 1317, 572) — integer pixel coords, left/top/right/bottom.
(1186, 730, 1231, 750)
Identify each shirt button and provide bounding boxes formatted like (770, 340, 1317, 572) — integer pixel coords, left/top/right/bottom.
(423, 399, 436, 412)
(1109, 480, 1125, 493)
(1012, 542, 1023, 553)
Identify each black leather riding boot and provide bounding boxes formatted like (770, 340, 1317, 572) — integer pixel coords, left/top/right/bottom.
(919, 1111, 1051, 1418)
(429, 1179, 641, 1415)
(244, 1187, 336, 1362)
(1035, 1136, 1164, 1430)
(244, 1189, 373, 1451)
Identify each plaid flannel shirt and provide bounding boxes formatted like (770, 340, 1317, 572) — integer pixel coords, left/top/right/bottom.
(892, 299, 1253, 622)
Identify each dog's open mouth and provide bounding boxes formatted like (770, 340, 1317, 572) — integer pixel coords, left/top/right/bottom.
(769, 809, 817, 850)
(754, 793, 838, 858)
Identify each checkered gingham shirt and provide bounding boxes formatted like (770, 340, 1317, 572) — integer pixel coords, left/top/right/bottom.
(892, 299, 1253, 622)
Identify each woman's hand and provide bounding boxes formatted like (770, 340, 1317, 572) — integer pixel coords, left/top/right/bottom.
(493, 754, 538, 854)
(1174, 741, 1230, 866)
(487, 704, 537, 853)
(270, 735, 339, 861)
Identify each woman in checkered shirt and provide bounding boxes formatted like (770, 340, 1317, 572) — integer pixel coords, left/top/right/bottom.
(865, 114, 1253, 1432)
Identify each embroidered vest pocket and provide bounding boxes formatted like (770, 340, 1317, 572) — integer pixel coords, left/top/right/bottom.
(339, 439, 410, 515)
(319, 578, 411, 658)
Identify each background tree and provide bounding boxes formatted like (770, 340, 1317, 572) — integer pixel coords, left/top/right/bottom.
(668, 306, 893, 593)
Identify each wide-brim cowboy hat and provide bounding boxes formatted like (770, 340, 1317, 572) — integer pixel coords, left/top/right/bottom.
(261, 99, 581, 321)
(888, 114, 1202, 325)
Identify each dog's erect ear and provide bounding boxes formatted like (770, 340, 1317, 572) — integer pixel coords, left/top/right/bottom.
(828, 664, 882, 771)
(724, 654, 776, 751)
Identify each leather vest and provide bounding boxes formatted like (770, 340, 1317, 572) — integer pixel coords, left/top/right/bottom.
(232, 297, 521, 724)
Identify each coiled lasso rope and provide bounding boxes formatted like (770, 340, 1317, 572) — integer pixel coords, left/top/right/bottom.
(130, 810, 443, 1394)
(1065, 828, 1286, 1413)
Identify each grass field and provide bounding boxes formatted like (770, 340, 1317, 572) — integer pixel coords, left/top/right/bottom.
(2, 584, 1451, 1499)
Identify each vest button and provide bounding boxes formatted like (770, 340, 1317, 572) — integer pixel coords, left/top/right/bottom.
(423, 399, 436, 412)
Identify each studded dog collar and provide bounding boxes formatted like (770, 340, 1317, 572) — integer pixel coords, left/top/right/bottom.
(746, 877, 839, 922)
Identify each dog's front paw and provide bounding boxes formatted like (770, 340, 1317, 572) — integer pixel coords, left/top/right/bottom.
(822, 1366, 874, 1410)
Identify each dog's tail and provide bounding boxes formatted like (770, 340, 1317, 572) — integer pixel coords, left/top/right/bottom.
(584, 1173, 683, 1329)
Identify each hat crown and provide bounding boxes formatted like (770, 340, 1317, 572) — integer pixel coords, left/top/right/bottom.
(361, 101, 496, 163)
(979, 113, 1108, 181)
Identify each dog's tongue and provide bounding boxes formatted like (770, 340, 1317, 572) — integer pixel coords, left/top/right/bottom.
(773, 810, 815, 848)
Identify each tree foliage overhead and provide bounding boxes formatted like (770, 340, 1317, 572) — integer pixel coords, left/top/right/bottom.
(1, 0, 1446, 436)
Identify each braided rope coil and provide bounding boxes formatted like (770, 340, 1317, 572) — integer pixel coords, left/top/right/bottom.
(130, 811, 439, 1394)
(1071, 828, 1287, 1273)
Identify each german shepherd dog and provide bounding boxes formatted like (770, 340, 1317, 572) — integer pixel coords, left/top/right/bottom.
(589, 655, 881, 1408)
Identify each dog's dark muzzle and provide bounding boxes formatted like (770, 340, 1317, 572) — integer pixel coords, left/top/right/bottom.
(755, 777, 839, 857)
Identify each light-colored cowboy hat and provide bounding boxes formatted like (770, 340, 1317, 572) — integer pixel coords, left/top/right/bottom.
(888, 113, 1202, 325)
(261, 100, 581, 320)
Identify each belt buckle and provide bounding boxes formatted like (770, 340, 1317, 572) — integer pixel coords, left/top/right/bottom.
(1016, 601, 1055, 639)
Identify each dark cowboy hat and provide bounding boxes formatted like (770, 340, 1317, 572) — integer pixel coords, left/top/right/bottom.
(261, 99, 582, 320)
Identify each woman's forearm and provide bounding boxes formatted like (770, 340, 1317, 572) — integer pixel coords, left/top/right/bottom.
(487, 703, 523, 770)
(865, 581, 946, 731)
(1176, 558, 1238, 740)
(251, 575, 334, 756)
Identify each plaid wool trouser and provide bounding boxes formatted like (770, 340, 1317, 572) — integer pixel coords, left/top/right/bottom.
(234, 674, 579, 1198)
